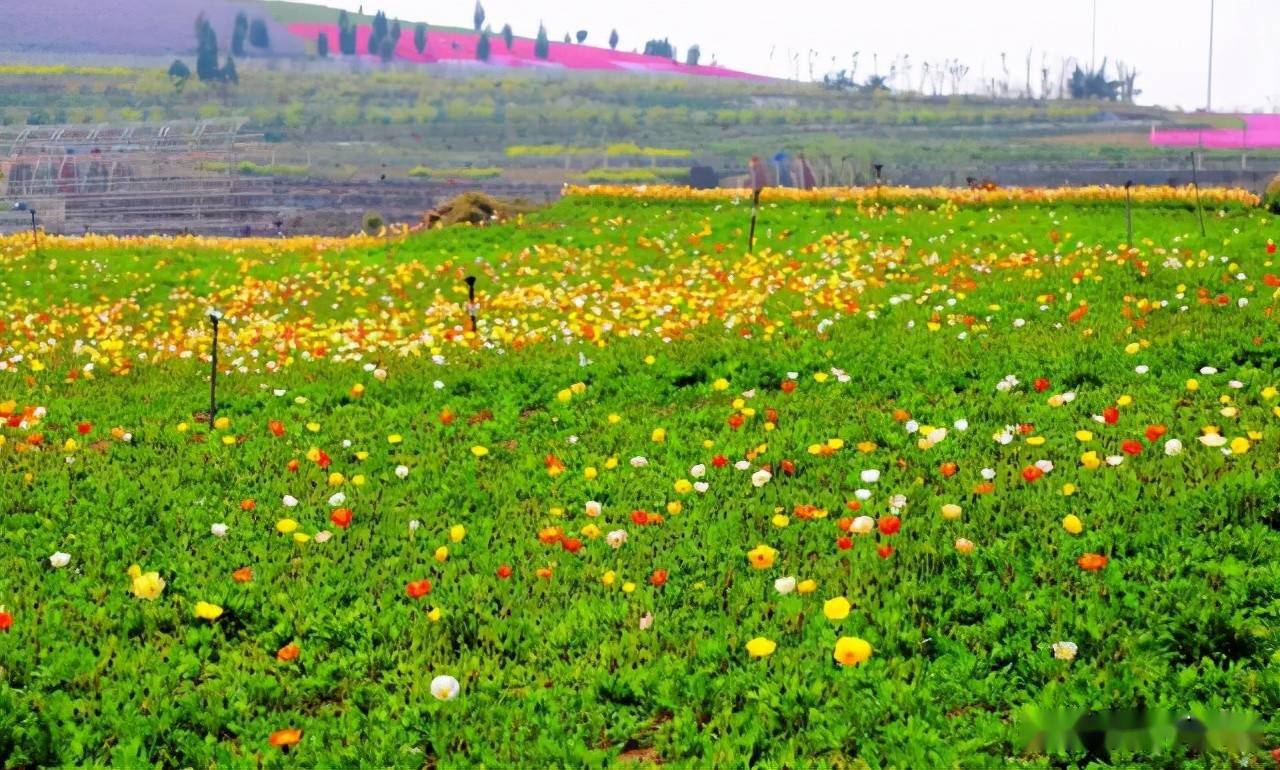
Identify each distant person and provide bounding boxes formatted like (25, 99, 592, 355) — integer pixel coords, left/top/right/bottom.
(748, 155, 768, 190)
(774, 152, 793, 188)
(798, 153, 816, 190)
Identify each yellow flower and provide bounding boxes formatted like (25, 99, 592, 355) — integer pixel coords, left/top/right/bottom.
(557, 388, 573, 402)
(1075, 430, 1093, 442)
(796, 579, 817, 594)
(666, 501, 682, 515)
(712, 378, 730, 391)
(673, 479, 692, 494)
(856, 441, 877, 453)
(194, 601, 223, 621)
(584, 466, 598, 480)
(747, 544, 778, 570)
(607, 413, 621, 424)
(449, 525, 466, 543)
(1230, 437, 1250, 455)
(1080, 451, 1101, 470)
(276, 518, 299, 534)
(622, 581, 636, 593)
(601, 570, 616, 587)
(128, 565, 166, 600)
(213, 416, 230, 430)
(1061, 483, 1076, 496)
(352, 474, 366, 486)
(293, 532, 310, 544)
(771, 514, 790, 528)
(388, 434, 403, 444)
(834, 636, 873, 666)
(580, 523, 601, 539)
(220, 435, 236, 446)
(427, 607, 443, 622)
(823, 596, 852, 621)
(1186, 379, 1199, 392)
(327, 472, 345, 486)
(434, 546, 449, 563)
(1262, 386, 1278, 400)
(651, 427, 666, 443)
(940, 504, 962, 520)
(745, 637, 777, 658)
(470, 445, 489, 457)
(1062, 514, 1083, 534)
(1116, 395, 1132, 406)
(306, 422, 320, 432)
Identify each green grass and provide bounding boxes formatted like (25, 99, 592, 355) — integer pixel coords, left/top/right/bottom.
(408, 165, 502, 179)
(0, 193, 1279, 767)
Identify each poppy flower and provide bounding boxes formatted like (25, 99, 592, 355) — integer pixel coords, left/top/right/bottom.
(240, 499, 256, 511)
(747, 544, 778, 569)
(76, 421, 92, 435)
(194, 601, 224, 621)
(330, 508, 352, 529)
(833, 636, 873, 666)
(233, 567, 253, 583)
(877, 544, 894, 559)
(268, 419, 285, 437)
(1145, 424, 1167, 442)
(629, 510, 651, 526)
(1268, 242, 1277, 255)
(269, 728, 302, 748)
(939, 462, 958, 478)
(496, 564, 512, 579)
(1021, 465, 1043, 482)
(878, 516, 900, 536)
(1121, 439, 1143, 456)
(836, 536, 852, 550)
(0, 608, 11, 631)
(1103, 406, 1119, 425)
(538, 526, 564, 544)
(780, 380, 796, 393)
(711, 454, 728, 468)
(561, 537, 583, 554)
(823, 596, 852, 621)
(649, 569, 668, 587)
(1077, 553, 1108, 571)
(1034, 378, 1050, 392)
(406, 579, 432, 599)
(430, 674, 460, 700)
(277, 643, 300, 662)
(746, 637, 777, 657)
(536, 566, 553, 580)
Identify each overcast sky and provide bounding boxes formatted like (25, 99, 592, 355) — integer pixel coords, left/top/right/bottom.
(314, 0, 1280, 112)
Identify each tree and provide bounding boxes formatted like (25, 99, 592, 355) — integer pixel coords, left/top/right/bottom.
(167, 59, 190, 92)
(575, 30, 587, 44)
(473, 1, 485, 32)
(249, 18, 269, 49)
(230, 12, 248, 56)
(317, 31, 329, 58)
(384, 19, 401, 60)
(222, 56, 238, 84)
(414, 23, 427, 54)
(642, 38, 674, 59)
(501, 23, 513, 51)
(609, 29, 618, 50)
(685, 44, 700, 66)
(195, 15, 221, 81)
(338, 11, 356, 55)
(1068, 58, 1121, 101)
(368, 10, 388, 55)
(534, 23, 549, 59)
(476, 29, 491, 61)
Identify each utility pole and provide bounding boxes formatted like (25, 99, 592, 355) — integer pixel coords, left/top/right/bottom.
(1206, 0, 1215, 111)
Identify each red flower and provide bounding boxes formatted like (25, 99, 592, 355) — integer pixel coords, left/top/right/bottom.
(649, 569, 668, 587)
(536, 566, 553, 580)
(233, 567, 253, 583)
(1268, 242, 1277, 255)
(240, 499, 256, 511)
(269, 728, 302, 749)
(630, 509, 651, 526)
(268, 419, 285, 437)
(780, 380, 797, 393)
(1021, 465, 1044, 482)
(1017, 423, 1035, 435)
(727, 413, 745, 430)
(837, 517, 853, 532)
(877, 544, 894, 559)
(878, 515, 900, 536)
(845, 500, 861, 511)
(939, 462, 958, 478)
(1103, 406, 1119, 425)
(1077, 553, 1108, 571)
(276, 643, 300, 662)
(406, 579, 432, 599)
(286, 459, 300, 473)
(76, 421, 92, 435)
(0, 610, 12, 631)
(1034, 378, 1050, 392)
(330, 508, 352, 529)
(439, 407, 456, 426)
(765, 408, 779, 425)
(837, 536, 853, 550)
(711, 454, 728, 468)
(561, 537, 583, 554)
(316, 450, 331, 469)
(780, 459, 795, 476)
(1145, 424, 1167, 442)
(1121, 439, 1143, 456)
(496, 564, 512, 579)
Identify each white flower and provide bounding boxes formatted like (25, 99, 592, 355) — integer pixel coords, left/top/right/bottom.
(689, 463, 706, 478)
(373, 368, 387, 381)
(1228, 379, 1244, 389)
(734, 460, 751, 471)
(1164, 438, 1183, 456)
(1200, 366, 1218, 375)
(1105, 455, 1124, 466)
(995, 430, 1013, 445)
(693, 481, 709, 494)
(433, 380, 445, 390)
(314, 530, 332, 543)
(395, 464, 409, 479)
(328, 492, 346, 507)
(49, 551, 71, 568)
(1135, 365, 1149, 374)
(1034, 460, 1054, 474)
(409, 519, 421, 531)
(854, 488, 871, 500)
(1198, 434, 1227, 448)
(430, 675, 460, 701)
(585, 501, 602, 518)
(953, 418, 969, 431)
(751, 469, 772, 488)
(1061, 391, 1076, 403)
(981, 467, 996, 480)
(860, 469, 881, 483)
(774, 576, 796, 594)
(629, 456, 648, 468)
(889, 494, 907, 510)
(606, 529, 628, 549)
(904, 419, 920, 433)
(282, 495, 299, 508)
(1051, 641, 1078, 661)
(273, 388, 287, 397)
(638, 613, 654, 631)
(341, 439, 352, 448)
(211, 523, 229, 537)
(851, 516, 875, 534)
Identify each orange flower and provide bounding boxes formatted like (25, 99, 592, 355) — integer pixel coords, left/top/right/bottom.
(1077, 553, 1109, 571)
(232, 567, 253, 583)
(269, 728, 302, 748)
(240, 499, 255, 511)
(536, 566, 553, 580)
(406, 579, 432, 599)
(537, 526, 564, 545)
(276, 643, 300, 662)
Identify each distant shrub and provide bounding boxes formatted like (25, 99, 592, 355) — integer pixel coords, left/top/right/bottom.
(408, 166, 501, 179)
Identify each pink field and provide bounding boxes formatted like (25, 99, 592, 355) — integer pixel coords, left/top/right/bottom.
(286, 23, 770, 81)
(1149, 114, 1280, 149)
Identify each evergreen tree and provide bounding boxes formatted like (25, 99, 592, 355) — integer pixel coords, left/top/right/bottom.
(609, 29, 618, 50)
(248, 18, 270, 49)
(368, 10, 388, 55)
(685, 45, 700, 66)
(575, 30, 587, 44)
(231, 12, 248, 56)
(317, 32, 329, 58)
(195, 15, 222, 81)
(501, 23, 513, 51)
(167, 59, 191, 92)
(413, 23, 427, 54)
(222, 56, 238, 84)
(476, 29, 491, 61)
(473, 2, 485, 31)
(338, 11, 356, 55)
(534, 23, 549, 59)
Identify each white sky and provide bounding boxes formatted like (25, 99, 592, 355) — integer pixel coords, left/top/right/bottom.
(312, 0, 1280, 112)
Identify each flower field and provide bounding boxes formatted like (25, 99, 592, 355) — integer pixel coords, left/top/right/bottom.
(2, 187, 1280, 767)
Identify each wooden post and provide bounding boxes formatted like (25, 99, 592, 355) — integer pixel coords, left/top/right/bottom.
(464, 275, 478, 332)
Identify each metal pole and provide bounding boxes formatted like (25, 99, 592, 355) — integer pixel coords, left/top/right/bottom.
(464, 275, 477, 332)
(747, 188, 761, 253)
(1206, 0, 1215, 111)
(209, 313, 220, 423)
(1125, 180, 1133, 244)
(1189, 152, 1206, 238)
(29, 211, 38, 255)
